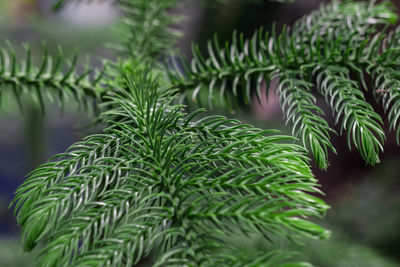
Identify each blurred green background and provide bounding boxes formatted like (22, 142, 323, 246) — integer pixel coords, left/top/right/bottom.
(0, 1, 399, 266)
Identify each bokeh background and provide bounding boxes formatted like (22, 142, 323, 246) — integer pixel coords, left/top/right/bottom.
(0, 0, 399, 266)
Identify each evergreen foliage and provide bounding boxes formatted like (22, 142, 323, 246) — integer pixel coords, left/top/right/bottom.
(115, 0, 182, 62)
(169, 0, 398, 168)
(12, 73, 329, 266)
(0, 43, 104, 112)
(3, 0, 400, 266)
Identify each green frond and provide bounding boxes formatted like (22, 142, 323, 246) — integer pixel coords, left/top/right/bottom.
(12, 75, 329, 266)
(315, 65, 385, 165)
(292, 0, 397, 42)
(11, 0, 400, 265)
(169, 0, 396, 108)
(274, 70, 335, 169)
(168, 28, 273, 109)
(168, 0, 396, 166)
(373, 68, 400, 143)
(0, 42, 105, 112)
(51, 0, 182, 65)
(368, 27, 400, 144)
(113, 0, 183, 63)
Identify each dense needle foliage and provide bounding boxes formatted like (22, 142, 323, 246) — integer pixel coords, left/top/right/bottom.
(2, 0, 400, 266)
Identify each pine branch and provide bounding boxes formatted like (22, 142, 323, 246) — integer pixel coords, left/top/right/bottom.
(368, 27, 400, 144)
(0, 43, 106, 112)
(169, 0, 395, 107)
(114, 0, 183, 63)
(291, 0, 397, 45)
(51, 0, 182, 65)
(168, 0, 397, 167)
(274, 70, 335, 169)
(11, 75, 329, 266)
(12, 0, 400, 266)
(374, 68, 400, 143)
(315, 65, 385, 165)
